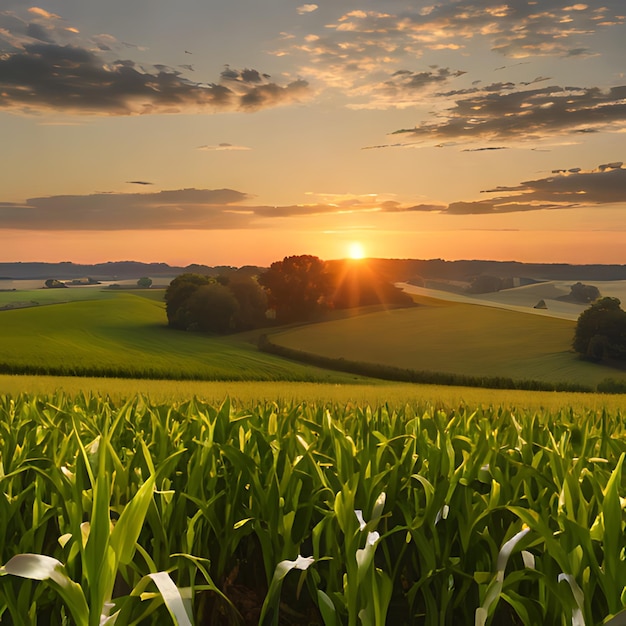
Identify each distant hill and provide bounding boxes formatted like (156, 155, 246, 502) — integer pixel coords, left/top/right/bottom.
(366, 259, 626, 283)
(0, 261, 264, 280)
(1, 258, 626, 282)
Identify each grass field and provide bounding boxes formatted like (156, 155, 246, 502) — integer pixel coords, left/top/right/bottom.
(269, 295, 626, 389)
(0, 285, 122, 308)
(0, 293, 364, 383)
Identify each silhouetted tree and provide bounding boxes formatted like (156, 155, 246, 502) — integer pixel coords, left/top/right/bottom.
(569, 282, 601, 303)
(467, 275, 503, 294)
(165, 273, 212, 329)
(258, 255, 332, 322)
(573, 297, 626, 361)
(137, 276, 153, 288)
(44, 279, 67, 289)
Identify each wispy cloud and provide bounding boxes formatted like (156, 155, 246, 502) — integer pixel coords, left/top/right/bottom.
(272, 1, 624, 109)
(197, 143, 252, 151)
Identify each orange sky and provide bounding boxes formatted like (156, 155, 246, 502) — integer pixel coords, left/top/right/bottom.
(1, 1, 625, 266)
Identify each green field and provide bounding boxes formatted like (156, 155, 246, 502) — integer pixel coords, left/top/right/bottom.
(0, 293, 363, 382)
(269, 295, 626, 389)
(2, 392, 626, 624)
(0, 285, 122, 308)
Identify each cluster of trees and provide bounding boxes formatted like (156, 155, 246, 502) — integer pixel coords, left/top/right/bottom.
(258, 255, 412, 323)
(573, 297, 626, 361)
(166, 254, 412, 333)
(165, 272, 267, 333)
(567, 282, 601, 303)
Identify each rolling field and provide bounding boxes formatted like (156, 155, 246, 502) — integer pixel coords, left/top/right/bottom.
(269, 295, 626, 389)
(0, 293, 363, 383)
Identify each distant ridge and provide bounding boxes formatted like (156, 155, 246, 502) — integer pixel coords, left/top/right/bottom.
(1, 259, 626, 282)
(367, 259, 626, 282)
(0, 261, 263, 280)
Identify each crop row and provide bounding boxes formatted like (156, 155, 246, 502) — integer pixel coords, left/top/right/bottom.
(0, 393, 625, 625)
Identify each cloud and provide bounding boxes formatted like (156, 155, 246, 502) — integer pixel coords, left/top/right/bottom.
(126, 181, 154, 185)
(297, 4, 319, 15)
(272, 0, 624, 105)
(0, 188, 253, 230)
(392, 84, 626, 141)
(349, 67, 467, 109)
(27, 7, 60, 20)
(197, 143, 252, 151)
(0, 187, 445, 230)
(2, 163, 624, 230)
(462, 146, 509, 152)
(481, 162, 626, 205)
(0, 11, 309, 115)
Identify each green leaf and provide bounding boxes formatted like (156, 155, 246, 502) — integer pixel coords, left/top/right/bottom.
(110, 474, 156, 566)
(317, 589, 338, 626)
(0, 554, 89, 626)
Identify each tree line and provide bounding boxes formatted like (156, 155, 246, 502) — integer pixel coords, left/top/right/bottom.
(165, 255, 412, 333)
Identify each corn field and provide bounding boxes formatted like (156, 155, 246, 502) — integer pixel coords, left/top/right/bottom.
(1, 393, 626, 625)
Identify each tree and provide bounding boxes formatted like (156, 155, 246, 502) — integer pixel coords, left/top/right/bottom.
(44, 279, 67, 289)
(573, 297, 626, 361)
(165, 272, 267, 333)
(179, 284, 239, 333)
(258, 255, 332, 322)
(569, 282, 601, 303)
(137, 277, 152, 288)
(165, 273, 212, 329)
(226, 275, 268, 330)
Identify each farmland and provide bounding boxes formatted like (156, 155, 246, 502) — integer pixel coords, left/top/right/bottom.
(1, 392, 626, 624)
(2, 282, 626, 624)
(268, 294, 626, 390)
(0, 292, 362, 383)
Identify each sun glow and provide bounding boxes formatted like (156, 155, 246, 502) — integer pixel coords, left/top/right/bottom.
(347, 242, 366, 260)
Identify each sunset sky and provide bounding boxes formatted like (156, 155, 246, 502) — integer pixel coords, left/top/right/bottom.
(1, 0, 625, 266)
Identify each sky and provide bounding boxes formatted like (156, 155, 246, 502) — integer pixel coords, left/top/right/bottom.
(1, 0, 625, 267)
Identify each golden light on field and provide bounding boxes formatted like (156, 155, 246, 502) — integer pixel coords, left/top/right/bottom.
(347, 242, 366, 260)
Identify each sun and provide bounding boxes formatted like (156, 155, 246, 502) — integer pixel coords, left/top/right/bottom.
(347, 242, 366, 260)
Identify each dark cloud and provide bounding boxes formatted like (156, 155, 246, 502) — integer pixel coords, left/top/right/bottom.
(445, 200, 560, 215)
(387, 67, 466, 91)
(126, 181, 154, 185)
(0, 188, 252, 230)
(0, 188, 397, 230)
(1, 164, 624, 229)
(462, 147, 509, 152)
(393, 84, 626, 141)
(25, 22, 54, 43)
(0, 41, 309, 115)
(481, 163, 626, 205)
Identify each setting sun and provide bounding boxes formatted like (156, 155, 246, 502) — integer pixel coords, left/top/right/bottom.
(347, 242, 366, 260)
